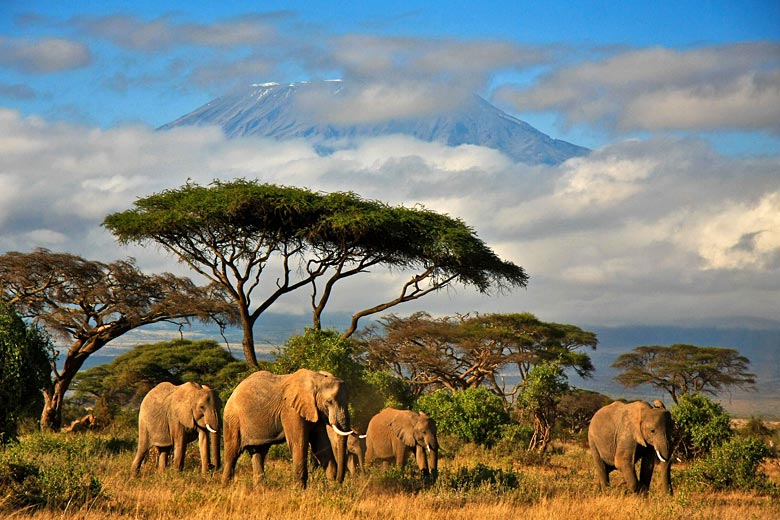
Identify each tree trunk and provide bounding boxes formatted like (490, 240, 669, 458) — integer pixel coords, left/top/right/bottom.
(240, 313, 259, 368)
(40, 378, 70, 431)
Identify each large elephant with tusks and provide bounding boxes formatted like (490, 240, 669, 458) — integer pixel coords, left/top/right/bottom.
(221, 369, 354, 488)
(588, 400, 673, 494)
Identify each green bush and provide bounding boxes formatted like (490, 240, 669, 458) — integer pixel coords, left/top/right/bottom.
(417, 387, 510, 447)
(671, 393, 732, 459)
(684, 436, 772, 491)
(445, 463, 520, 492)
(0, 432, 106, 510)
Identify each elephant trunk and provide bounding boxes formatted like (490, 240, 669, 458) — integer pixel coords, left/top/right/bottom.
(210, 428, 221, 470)
(335, 431, 348, 483)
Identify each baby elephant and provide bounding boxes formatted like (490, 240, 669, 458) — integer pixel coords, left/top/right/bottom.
(366, 408, 438, 479)
(588, 400, 673, 494)
(131, 381, 221, 476)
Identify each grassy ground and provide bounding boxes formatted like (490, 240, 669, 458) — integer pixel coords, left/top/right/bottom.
(2, 428, 779, 520)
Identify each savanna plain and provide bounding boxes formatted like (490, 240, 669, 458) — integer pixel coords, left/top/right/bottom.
(3, 424, 778, 520)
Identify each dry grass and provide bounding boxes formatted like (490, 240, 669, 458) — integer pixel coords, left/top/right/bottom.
(3, 433, 779, 520)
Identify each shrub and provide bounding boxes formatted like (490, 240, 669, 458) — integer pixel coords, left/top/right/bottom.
(684, 436, 772, 491)
(0, 432, 106, 510)
(417, 387, 510, 447)
(445, 463, 520, 492)
(671, 393, 732, 459)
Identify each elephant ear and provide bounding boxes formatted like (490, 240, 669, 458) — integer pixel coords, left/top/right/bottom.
(284, 372, 319, 423)
(389, 412, 417, 447)
(629, 403, 648, 447)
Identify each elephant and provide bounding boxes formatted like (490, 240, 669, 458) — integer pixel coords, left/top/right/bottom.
(588, 400, 673, 495)
(311, 426, 366, 477)
(221, 369, 354, 488)
(365, 408, 438, 479)
(131, 381, 221, 476)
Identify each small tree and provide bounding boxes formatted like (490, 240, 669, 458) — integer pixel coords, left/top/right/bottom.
(516, 361, 569, 452)
(417, 387, 510, 447)
(557, 389, 612, 436)
(613, 344, 756, 404)
(671, 393, 732, 460)
(0, 303, 52, 443)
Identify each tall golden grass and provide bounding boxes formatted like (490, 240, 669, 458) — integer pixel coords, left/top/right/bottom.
(3, 429, 779, 520)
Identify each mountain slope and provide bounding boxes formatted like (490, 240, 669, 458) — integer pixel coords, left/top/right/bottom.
(160, 81, 588, 165)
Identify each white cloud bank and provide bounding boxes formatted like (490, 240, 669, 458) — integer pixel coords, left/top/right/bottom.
(1, 108, 778, 326)
(496, 42, 780, 133)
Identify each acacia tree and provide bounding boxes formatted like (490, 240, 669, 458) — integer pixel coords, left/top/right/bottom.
(0, 249, 237, 430)
(363, 311, 596, 402)
(104, 180, 528, 366)
(613, 343, 756, 404)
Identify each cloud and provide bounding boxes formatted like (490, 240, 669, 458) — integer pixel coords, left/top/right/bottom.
(73, 13, 280, 51)
(1, 109, 778, 327)
(0, 37, 91, 73)
(496, 42, 780, 133)
(294, 36, 549, 123)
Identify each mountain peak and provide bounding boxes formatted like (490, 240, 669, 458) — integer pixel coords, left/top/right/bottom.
(160, 80, 588, 165)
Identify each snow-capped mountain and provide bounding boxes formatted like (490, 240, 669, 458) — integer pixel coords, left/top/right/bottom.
(160, 80, 588, 165)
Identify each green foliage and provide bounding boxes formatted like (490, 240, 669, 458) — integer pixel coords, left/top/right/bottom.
(444, 463, 520, 492)
(683, 436, 772, 491)
(0, 303, 52, 444)
(671, 393, 733, 459)
(272, 328, 411, 430)
(0, 432, 112, 510)
(516, 362, 569, 451)
(72, 339, 247, 417)
(417, 387, 510, 447)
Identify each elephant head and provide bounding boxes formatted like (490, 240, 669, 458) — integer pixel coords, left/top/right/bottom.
(633, 405, 672, 464)
(178, 382, 220, 435)
(391, 411, 438, 478)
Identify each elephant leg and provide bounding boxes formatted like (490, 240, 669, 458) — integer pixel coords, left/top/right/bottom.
(290, 439, 309, 488)
(173, 437, 187, 471)
(347, 454, 357, 475)
(157, 447, 170, 472)
(198, 430, 210, 474)
(131, 432, 149, 476)
(222, 427, 240, 485)
(251, 446, 270, 487)
(617, 457, 640, 493)
(638, 454, 655, 494)
(590, 448, 610, 490)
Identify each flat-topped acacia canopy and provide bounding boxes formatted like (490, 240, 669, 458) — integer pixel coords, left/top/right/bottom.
(103, 179, 528, 365)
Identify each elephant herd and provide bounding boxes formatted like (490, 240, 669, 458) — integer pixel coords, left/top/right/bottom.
(130, 368, 674, 495)
(131, 369, 439, 488)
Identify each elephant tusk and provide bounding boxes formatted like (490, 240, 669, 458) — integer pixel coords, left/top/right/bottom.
(656, 450, 667, 463)
(206, 424, 217, 434)
(426, 444, 431, 453)
(359, 434, 367, 439)
(331, 424, 354, 437)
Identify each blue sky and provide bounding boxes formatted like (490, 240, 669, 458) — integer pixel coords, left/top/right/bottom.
(1, 1, 779, 328)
